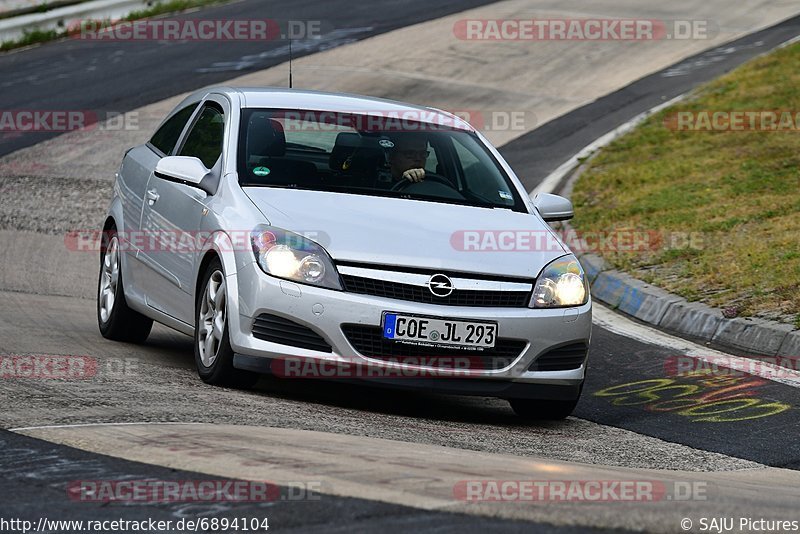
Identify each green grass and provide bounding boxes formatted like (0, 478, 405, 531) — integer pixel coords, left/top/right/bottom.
(0, 0, 230, 52)
(572, 42, 800, 327)
(0, 27, 59, 51)
(123, 0, 227, 21)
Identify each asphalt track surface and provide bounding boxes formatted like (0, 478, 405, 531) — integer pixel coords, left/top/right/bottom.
(0, 0, 503, 158)
(1, 3, 800, 532)
(578, 327, 800, 470)
(5, 430, 614, 533)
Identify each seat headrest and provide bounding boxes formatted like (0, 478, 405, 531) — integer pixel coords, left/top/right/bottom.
(333, 132, 361, 149)
(329, 133, 386, 172)
(247, 116, 286, 158)
(329, 132, 359, 170)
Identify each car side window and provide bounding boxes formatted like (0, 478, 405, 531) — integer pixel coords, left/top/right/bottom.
(149, 104, 197, 156)
(452, 136, 514, 205)
(179, 105, 225, 169)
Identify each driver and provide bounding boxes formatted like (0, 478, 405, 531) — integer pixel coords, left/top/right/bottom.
(388, 133, 429, 184)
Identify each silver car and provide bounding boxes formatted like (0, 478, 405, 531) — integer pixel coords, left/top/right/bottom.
(97, 87, 591, 419)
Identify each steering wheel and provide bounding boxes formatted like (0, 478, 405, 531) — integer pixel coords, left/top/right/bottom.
(390, 172, 455, 192)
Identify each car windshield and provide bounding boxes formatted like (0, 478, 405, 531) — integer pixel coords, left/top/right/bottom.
(237, 108, 525, 211)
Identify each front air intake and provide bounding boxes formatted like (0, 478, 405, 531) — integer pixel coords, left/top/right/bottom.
(528, 343, 588, 371)
(252, 314, 333, 353)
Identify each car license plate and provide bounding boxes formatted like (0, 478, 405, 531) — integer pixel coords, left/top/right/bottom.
(382, 313, 497, 349)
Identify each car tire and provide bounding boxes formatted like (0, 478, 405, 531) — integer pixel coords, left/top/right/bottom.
(97, 228, 153, 343)
(194, 258, 259, 389)
(509, 384, 583, 420)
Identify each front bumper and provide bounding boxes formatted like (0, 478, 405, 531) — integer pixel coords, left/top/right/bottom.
(228, 261, 591, 396)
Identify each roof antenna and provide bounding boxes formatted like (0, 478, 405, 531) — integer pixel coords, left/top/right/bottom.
(288, 39, 293, 89)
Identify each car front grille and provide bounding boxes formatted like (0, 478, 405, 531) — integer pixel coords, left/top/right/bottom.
(252, 314, 333, 353)
(528, 343, 588, 371)
(341, 324, 527, 371)
(339, 275, 530, 308)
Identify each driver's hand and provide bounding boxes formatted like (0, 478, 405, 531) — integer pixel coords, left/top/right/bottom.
(402, 168, 425, 183)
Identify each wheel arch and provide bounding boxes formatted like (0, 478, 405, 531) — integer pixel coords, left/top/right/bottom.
(194, 232, 243, 344)
(100, 198, 124, 261)
(100, 200, 134, 301)
(195, 249, 222, 302)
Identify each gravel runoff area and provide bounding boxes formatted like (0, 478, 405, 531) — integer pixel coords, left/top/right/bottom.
(0, 175, 110, 235)
(0, 109, 156, 236)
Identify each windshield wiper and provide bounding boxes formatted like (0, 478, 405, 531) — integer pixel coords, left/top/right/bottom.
(240, 183, 498, 208)
(240, 183, 320, 190)
(403, 194, 496, 209)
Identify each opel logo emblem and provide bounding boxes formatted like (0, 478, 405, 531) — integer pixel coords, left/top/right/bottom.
(427, 274, 454, 297)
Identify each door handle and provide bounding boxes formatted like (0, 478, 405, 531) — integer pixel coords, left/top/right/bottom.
(146, 188, 160, 204)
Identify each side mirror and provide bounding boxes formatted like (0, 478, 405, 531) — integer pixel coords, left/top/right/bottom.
(155, 156, 209, 186)
(533, 193, 574, 222)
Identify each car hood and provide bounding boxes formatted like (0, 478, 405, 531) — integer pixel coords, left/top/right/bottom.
(243, 188, 567, 279)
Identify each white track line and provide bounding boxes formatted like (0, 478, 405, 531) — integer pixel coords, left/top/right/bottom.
(530, 78, 800, 390)
(529, 95, 685, 197)
(594, 303, 800, 388)
(777, 34, 800, 49)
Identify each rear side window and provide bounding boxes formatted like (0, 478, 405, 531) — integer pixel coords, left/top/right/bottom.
(179, 106, 225, 168)
(149, 104, 197, 155)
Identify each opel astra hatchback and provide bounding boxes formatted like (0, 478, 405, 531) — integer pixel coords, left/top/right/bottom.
(97, 87, 591, 419)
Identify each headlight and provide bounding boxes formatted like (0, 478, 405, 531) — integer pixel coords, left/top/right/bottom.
(530, 254, 589, 308)
(251, 226, 342, 290)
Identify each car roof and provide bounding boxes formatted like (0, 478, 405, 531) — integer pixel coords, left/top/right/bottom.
(204, 86, 474, 132)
